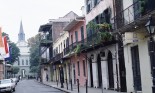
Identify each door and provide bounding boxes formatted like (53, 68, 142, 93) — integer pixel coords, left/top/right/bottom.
(73, 63, 76, 84)
(107, 51, 114, 89)
(131, 45, 142, 91)
(97, 54, 102, 87)
(118, 41, 127, 92)
(21, 69, 26, 78)
(89, 58, 94, 87)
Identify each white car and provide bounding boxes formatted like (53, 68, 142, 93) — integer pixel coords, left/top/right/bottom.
(0, 79, 15, 93)
(10, 78, 18, 85)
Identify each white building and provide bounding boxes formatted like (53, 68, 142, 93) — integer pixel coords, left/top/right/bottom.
(13, 21, 32, 78)
(84, 0, 121, 90)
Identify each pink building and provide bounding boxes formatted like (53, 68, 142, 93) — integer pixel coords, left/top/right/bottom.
(64, 17, 87, 86)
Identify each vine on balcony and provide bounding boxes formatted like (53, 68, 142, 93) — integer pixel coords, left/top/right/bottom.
(74, 44, 81, 56)
(87, 21, 112, 43)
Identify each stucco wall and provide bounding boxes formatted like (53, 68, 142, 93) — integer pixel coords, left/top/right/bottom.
(124, 39, 152, 93)
(53, 31, 69, 54)
(85, 0, 114, 24)
(70, 54, 87, 86)
(69, 21, 86, 43)
(87, 44, 118, 89)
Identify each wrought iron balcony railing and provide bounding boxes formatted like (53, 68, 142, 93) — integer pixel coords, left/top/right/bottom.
(50, 53, 63, 63)
(63, 31, 113, 56)
(64, 42, 79, 55)
(54, 53, 63, 62)
(112, 1, 155, 30)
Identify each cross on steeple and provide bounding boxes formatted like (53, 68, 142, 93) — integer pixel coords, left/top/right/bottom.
(18, 20, 25, 41)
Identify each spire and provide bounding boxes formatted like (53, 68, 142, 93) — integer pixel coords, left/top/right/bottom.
(18, 20, 25, 41)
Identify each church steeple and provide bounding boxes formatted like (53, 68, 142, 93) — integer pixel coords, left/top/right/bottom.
(18, 20, 25, 41)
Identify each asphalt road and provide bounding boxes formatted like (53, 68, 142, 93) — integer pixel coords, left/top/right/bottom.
(14, 79, 66, 93)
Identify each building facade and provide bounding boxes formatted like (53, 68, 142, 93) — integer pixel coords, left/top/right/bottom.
(84, 0, 122, 91)
(39, 11, 78, 82)
(38, 0, 155, 92)
(113, 0, 155, 92)
(13, 21, 32, 78)
(63, 16, 87, 86)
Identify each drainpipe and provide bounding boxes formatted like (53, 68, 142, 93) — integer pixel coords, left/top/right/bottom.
(115, 41, 120, 91)
(113, 0, 120, 91)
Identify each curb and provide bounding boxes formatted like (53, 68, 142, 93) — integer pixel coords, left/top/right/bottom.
(36, 80, 71, 93)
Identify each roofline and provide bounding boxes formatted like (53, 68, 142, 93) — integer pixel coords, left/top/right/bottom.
(38, 23, 52, 32)
(63, 16, 85, 31)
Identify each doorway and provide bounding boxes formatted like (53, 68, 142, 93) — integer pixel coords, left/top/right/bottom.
(89, 58, 93, 87)
(21, 69, 26, 78)
(97, 54, 102, 87)
(73, 63, 76, 84)
(107, 51, 114, 89)
(131, 45, 142, 91)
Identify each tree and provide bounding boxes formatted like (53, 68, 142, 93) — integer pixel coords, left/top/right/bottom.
(30, 66, 39, 73)
(9, 42, 20, 64)
(2, 32, 20, 64)
(12, 66, 20, 75)
(28, 34, 40, 72)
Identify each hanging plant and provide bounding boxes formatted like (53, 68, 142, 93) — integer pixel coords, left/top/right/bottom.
(86, 21, 97, 31)
(98, 31, 112, 42)
(74, 44, 81, 54)
(97, 23, 112, 32)
(87, 21, 113, 44)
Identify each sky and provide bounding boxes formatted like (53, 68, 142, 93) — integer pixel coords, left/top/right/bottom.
(0, 0, 84, 43)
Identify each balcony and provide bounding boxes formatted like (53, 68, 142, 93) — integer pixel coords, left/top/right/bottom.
(40, 57, 49, 65)
(40, 39, 52, 47)
(112, 1, 155, 32)
(50, 53, 63, 64)
(64, 42, 79, 56)
(63, 26, 115, 56)
(39, 23, 52, 47)
(78, 32, 116, 53)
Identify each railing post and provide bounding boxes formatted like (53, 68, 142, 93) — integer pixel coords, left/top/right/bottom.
(77, 79, 79, 93)
(70, 79, 73, 91)
(86, 79, 88, 93)
(66, 79, 68, 90)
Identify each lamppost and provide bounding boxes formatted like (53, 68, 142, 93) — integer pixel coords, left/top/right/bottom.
(145, 15, 155, 93)
(60, 60, 64, 88)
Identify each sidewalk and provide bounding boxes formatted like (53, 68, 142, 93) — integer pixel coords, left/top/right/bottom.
(38, 80, 127, 93)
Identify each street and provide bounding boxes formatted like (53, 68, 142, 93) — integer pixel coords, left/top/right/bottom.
(14, 79, 66, 93)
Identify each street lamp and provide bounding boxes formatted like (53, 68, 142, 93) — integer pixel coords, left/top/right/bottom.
(145, 16, 155, 35)
(145, 15, 155, 93)
(60, 60, 64, 88)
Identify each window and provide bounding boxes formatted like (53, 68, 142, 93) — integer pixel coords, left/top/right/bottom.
(59, 44, 60, 53)
(56, 47, 58, 54)
(94, 0, 98, 6)
(64, 40, 65, 49)
(104, 9, 110, 23)
(61, 43, 62, 52)
(26, 60, 28, 65)
(87, 0, 92, 13)
(71, 35, 73, 44)
(18, 58, 20, 65)
(22, 59, 24, 65)
(53, 49, 55, 56)
(75, 31, 78, 42)
(77, 61, 80, 76)
(66, 37, 69, 47)
(71, 35, 73, 49)
(83, 60, 86, 76)
(81, 26, 84, 42)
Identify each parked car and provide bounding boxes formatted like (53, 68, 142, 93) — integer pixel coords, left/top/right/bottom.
(10, 78, 19, 85)
(0, 79, 15, 93)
